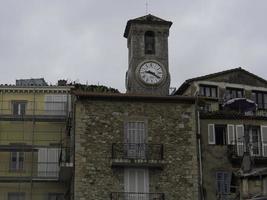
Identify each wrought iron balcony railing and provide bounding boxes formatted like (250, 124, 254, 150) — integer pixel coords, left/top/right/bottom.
(110, 192, 165, 200)
(112, 143, 163, 160)
(228, 143, 267, 164)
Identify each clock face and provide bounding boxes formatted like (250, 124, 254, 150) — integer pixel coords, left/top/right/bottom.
(139, 62, 164, 85)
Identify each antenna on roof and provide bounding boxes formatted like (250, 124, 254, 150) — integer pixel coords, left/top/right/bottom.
(145, 0, 149, 14)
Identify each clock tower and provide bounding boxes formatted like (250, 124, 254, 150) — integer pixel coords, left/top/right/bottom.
(124, 14, 172, 95)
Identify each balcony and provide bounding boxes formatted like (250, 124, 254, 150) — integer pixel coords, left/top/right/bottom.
(228, 143, 267, 165)
(0, 100, 69, 121)
(59, 147, 73, 181)
(110, 192, 165, 200)
(0, 147, 61, 182)
(111, 143, 164, 168)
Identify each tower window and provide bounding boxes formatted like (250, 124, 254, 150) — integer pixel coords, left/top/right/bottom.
(145, 31, 155, 54)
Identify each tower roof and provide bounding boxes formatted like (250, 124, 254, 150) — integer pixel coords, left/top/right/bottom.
(124, 14, 172, 38)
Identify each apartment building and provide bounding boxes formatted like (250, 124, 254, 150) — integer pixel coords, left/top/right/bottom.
(175, 68, 267, 200)
(0, 79, 73, 200)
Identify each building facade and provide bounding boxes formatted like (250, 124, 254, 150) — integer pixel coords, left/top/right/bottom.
(73, 93, 199, 200)
(72, 14, 200, 200)
(175, 68, 267, 200)
(0, 79, 73, 200)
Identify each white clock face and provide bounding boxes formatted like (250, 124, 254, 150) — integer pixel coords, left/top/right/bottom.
(139, 62, 164, 85)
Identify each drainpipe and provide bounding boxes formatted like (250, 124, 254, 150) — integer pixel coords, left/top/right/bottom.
(195, 94, 204, 200)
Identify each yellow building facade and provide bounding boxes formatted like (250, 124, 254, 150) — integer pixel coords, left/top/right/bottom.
(0, 81, 73, 200)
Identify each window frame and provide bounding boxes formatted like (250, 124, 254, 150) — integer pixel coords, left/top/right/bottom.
(10, 151, 24, 172)
(199, 84, 218, 98)
(12, 101, 27, 116)
(216, 171, 232, 195)
(252, 90, 267, 110)
(225, 87, 244, 100)
(144, 31, 155, 55)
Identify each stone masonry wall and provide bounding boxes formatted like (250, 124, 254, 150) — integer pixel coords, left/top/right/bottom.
(74, 99, 199, 200)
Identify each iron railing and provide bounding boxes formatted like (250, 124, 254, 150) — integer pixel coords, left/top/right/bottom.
(0, 100, 69, 117)
(110, 192, 165, 200)
(228, 143, 267, 164)
(112, 143, 163, 160)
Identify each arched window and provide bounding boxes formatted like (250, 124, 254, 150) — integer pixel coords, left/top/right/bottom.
(145, 31, 155, 54)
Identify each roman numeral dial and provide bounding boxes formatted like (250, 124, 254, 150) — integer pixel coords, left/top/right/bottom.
(139, 62, 164, 85)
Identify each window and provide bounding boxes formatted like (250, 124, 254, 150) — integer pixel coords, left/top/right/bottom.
(38, 148, 60, 177)
(248, 126, 260, 156)
(8, 192, 25, 200)
(216, 171, 231, 195)
(251, 91, 267, 109)
(12, 101, 26, 116)
(48, 193, 64, 200)
(199, 85, 217, 98)
(208, 124, 227, 145)
(45, 95, 67, 115)
(144, 31, 155, 54)
(225, 87, 243, 100)
(10, 152, 24, 171)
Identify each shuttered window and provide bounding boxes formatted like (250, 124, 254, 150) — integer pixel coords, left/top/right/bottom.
(261, 126, 267, 157)
(45, 95, 67, 115)
(125, 121, 146, 158)
(216, 171, 231, 194)
(38, 148, 59, 177)
(124, 168, 149, 194)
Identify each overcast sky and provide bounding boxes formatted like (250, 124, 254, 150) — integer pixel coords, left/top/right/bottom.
(1, 0, 267, 92)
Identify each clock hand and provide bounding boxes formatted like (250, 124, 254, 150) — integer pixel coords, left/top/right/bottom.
(146, 70, 161, 79)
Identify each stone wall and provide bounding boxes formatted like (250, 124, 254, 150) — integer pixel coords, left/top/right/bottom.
(74, 97, 199, 200)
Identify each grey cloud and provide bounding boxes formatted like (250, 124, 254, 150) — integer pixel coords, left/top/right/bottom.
(0, 0, 267, 92)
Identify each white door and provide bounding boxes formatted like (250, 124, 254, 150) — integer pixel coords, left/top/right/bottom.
(124, 168, 149, 199)
(125, 122, 146, 159)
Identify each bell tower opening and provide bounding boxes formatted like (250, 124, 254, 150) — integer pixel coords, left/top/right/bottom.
(145, 31, 155, 55)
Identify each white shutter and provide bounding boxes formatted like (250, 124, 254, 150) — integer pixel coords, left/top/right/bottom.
(208, 124, 215, 144)
(126, 122, 145, 158)
(227, 124, 235, 145)
(45, 95, 67, 115)
(261, 126, 267, 157)
(124, 168, 149, 193)
(38, 148, 59, 177)
(38, 148, 48, 177)
(236, 125, 244, 156)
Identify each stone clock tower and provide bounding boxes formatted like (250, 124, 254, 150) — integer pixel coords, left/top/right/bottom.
(124, 14, 172, 95)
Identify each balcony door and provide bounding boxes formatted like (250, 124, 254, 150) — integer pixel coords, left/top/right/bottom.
(124, 168, 149, 199)
(125, 121, 146, 159)
(249, 127, 260, 156)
